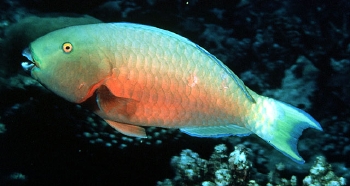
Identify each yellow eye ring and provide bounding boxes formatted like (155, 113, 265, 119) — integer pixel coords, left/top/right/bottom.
(62, 42, 73, 53)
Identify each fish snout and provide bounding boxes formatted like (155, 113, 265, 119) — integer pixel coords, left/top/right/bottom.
(21, 62, 35, 71)
(21, 48, 36, 71)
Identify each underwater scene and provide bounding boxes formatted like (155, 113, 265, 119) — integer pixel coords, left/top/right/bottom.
(0, 0, 349, 185)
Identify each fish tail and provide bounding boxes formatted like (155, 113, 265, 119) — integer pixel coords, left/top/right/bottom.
(247, 97, 322, 164)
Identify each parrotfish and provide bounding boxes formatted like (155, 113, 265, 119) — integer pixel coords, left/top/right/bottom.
(21, 23, 322, 163)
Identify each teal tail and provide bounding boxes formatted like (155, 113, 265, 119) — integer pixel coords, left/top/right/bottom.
(248, 97, 323, 164)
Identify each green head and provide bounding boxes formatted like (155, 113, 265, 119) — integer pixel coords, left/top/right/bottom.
(22, 24, 112, 103)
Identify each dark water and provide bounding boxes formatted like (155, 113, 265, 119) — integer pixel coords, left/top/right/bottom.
(0, 0, 349, 185)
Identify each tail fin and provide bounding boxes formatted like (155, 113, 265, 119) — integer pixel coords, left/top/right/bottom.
(248, 97, 322, 164)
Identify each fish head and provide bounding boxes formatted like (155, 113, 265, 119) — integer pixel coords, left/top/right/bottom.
(21, 25, 112, 103)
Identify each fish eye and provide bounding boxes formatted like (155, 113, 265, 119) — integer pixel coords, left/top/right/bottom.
(62, 42, 73, 53)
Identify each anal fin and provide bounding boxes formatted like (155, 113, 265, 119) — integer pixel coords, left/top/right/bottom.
(180, 125, 252, 138)
(105, 119, 147, 138)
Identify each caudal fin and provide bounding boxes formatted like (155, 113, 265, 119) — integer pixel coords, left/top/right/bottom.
(248, 97, 322, 164)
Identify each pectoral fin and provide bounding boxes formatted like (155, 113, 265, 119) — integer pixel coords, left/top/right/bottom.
(96, 85, 145, 138)
(96, 85, 138, 121)
(105, 119, 147, 138)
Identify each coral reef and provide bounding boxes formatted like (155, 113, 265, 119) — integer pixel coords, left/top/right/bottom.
(158, 146, 347, 186)
(1, 172, 27, 185)
(157, 144, 252, 186)
(303, 156, 346, 186)
(228, 145, 252, 185)
(266, 162, 299, 186)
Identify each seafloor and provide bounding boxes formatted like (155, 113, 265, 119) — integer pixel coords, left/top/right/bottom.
(0, 0, 349, 185)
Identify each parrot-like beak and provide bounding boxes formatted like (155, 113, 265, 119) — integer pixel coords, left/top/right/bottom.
(21, 47, 38, 71)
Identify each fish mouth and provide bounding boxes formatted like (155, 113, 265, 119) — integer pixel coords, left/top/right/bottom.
(21, 47, 39, 71)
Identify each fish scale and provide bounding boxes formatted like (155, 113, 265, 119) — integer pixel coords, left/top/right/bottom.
(109, 24, 242, 127)
(22, 22, 322, 163)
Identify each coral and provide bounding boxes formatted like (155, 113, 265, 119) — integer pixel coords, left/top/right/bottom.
(1, 172, 27, 185)
(330, 58, 350, 74)
(170, 149, 207, 183)
(157, 144, 253, 186)
(263, 55, 319, 109)
(228, 144, 252, 185)
(327, 58, 350, 104)
(208, 144, 229, 171)
(0, 122, 6, 133)
(215, 169, 232, 186)
(9, 172, 26, 181)
(303, 156, 347, 186)
(266, 162, 299, 186)
(158, 146, 348, 186)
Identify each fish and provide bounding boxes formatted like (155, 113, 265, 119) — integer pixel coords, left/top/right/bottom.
(21, 23, 322, 164)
